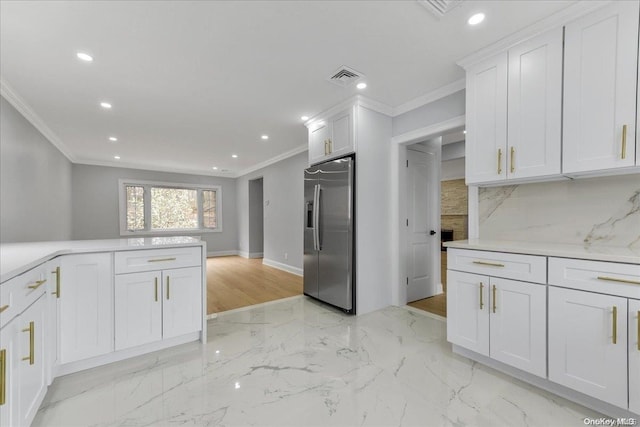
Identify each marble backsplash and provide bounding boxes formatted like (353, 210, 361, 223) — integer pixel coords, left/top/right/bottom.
(479, 174, 640, 249)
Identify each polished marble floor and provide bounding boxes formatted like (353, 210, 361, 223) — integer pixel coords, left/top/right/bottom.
(34, 296, 601, 427)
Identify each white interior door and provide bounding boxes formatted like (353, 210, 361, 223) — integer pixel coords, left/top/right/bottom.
(406, 146, 439, 302)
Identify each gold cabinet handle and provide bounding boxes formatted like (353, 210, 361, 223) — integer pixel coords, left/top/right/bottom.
(0, 349, 5, 406)
(166, 276, 170, 300)
(51, 266, 60, 298)
(0, 305, 8, 314)
(597, 276, 640, 285)
(21, 321, 35, 365)
(154, 277, 158, 302)
(622, 124, 627, 159)
(473, 260, 505, 267)
(510, 147, 515, 173)
(27, 279, 46, 290)
(612, 306, 617, 344)
(328, 138, 333, 154)
(324, 140, 328, 155)
(479, 282, 484, 310)
(147, 257, 177, 263)
(492, 285, 497, 314)
(497, 148, 502, 174)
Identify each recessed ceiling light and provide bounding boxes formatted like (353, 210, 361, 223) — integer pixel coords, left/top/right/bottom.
(301, 116, 309, 121)
(463, 130, 467, 134)
(113, 155, 120, 160)
(76, 52, 93, 62)
(468, 13, 485, 26)
(261, 135, 269, 140)
(356, 82, 367, 90)
(232, 154, 238, 158)
(212, 166, 218, 170)
(100, 102, 112, 109)
(109, 136, 118, 142)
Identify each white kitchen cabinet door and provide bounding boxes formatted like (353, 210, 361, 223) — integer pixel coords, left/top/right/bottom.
(59, 253, 113, 364)
(507, 27, 562, 180)
(0, 320, 17, 427)
(308, 120, 330, 165)
(326, 108, 354, 160)
(563, 1, 639, 174)
(630, 299, 640, 414)
(489, 278, 547, 377)
(17, 295, 47, 427)
(45, 259, 60, 384)
(548, 287, 628, 408)
(115, 271, 162, 351)
(162, 267, 202, 339)
(465, 52, 508, 185)
(447, 271, 490, 356)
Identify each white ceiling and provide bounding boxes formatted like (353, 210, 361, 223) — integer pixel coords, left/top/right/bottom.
(1, 0, 578, 177)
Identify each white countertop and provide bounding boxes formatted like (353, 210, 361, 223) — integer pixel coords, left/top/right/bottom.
(444, 239, 640, 265)
(1, 236, 205, 283)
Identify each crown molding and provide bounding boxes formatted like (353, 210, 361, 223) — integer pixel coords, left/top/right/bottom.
(305, 94, 394, 126)
(392, 78, 465, 117)
(457, 0, 611, 69)
(73, 158, 238, 179)
(0, 78, 76, 162)
(235, 144, 308, 178)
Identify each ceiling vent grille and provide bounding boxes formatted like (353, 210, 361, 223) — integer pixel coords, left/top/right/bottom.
(417, 0, 463, 18)
(327, 66, 364, 87)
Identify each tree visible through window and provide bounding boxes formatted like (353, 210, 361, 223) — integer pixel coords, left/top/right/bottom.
(121, 181, 221, 234)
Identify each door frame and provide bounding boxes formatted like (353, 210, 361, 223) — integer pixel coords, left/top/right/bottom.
(247, 177, 264, 259)
(390, 115, 478, 306)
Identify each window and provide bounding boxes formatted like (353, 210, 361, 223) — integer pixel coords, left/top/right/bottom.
(119, 179, 222, 235)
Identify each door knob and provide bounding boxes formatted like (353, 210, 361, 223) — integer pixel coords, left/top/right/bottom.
(430, 230, 436, 236)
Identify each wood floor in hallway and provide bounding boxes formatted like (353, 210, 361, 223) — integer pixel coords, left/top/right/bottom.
(408, 293, 447, 318)
(206, 256, 303, 314)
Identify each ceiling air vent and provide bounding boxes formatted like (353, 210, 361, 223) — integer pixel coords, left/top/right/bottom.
(417, 0, 463, 18)
(327, 66, 364, 87)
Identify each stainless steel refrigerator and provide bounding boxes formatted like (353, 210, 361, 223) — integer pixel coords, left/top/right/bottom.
(304, 155, 355, 314)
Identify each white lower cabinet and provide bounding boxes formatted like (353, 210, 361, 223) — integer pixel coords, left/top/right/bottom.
(58, 253, 113, 364)
(115, 266, 202, 351)
(0, 318, 17, 426)
(447, 270, 547, 377)
(548, 286, 628, 408)
(630, 299, 640, 414)
(45, 260, 60, 384)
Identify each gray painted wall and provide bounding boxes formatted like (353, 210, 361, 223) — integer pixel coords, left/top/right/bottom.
(237, 151, 306, 271)
(71, 164, 238, 254)
(248, 178, 264, 255)
(1, 96, 73, 243)
(392, 90, 465, 137)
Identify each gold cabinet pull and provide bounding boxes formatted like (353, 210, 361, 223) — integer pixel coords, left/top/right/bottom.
(473, 260, 505, 268)
(0, 349, 5, 406)
(166, 276, 170, 300)
(147, 257, 177, 263)
(21, 321, 34, 365)
(492, 285, 497, 314)
(612, 306, 618, 344)
(0, 305, 8, 314)
(324, 140, 328, 155)
(154, 277, 158, 302)
(51, 266, 61, 298)
(328, 138, 333, 154)
(622, 124, 627, 159)
(27, 279, 46, 290)
(497, 148, 502, 174)
(479, 282, 484, 310)
(597, 276, 640, 286)
(510, 147, 515, 173)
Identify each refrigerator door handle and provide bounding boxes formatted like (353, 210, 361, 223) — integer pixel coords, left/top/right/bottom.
(313, 184, 319, 251)
(316, 185, 322, 250)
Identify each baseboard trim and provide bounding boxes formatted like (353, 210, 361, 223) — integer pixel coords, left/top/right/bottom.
(238, 251, 249, 258)
(262, 258, 303, 276)
(207, 250, 239, 257)
(249, 252, 263, 259)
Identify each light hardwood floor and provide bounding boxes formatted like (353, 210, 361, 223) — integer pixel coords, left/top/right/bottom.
(408, 294, 446, 318)
(206, 256, 303, 314)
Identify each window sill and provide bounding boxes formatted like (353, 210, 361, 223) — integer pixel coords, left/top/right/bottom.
(119, 228, 223, 237)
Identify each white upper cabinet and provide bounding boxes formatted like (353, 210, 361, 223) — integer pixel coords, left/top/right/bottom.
(465, 52, 508, 185)
(630, 299, 640, 414)
(507, 27, 563, 180)
(563, 1, 639, 174)
(307, 107, 355, 165)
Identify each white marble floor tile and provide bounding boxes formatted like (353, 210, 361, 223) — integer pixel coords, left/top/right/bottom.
(33, 297, 602, 427)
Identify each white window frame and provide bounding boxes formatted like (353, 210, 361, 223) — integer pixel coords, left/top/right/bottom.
(118, 179, 223, 236)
